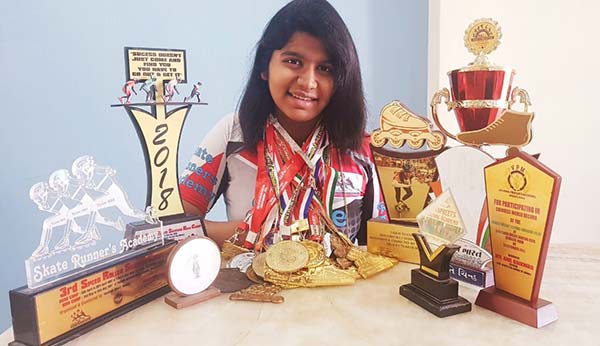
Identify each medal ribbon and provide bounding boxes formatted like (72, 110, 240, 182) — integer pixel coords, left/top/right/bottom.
(243, 116, 335, 250)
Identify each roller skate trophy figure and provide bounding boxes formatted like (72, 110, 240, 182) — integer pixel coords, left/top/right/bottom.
(139, 73, 157, 103)
(392, 163, 414, 213)
(71, 155, 146, 222)
(371, 101, 444, 150)
(184, 81, 202, 103)
(118, 79, 139, 104)
(29, 182, 80, 258)
(162, 74, 182, 102)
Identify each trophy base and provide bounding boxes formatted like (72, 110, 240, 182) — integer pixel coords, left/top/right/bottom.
(399, 269, 471, 317)
(125, 214, 205, 243)
(366, 219, 420, 264)
(475, 286, 558, 328)
(9, 241, 176, 346)
(449, 262, 494, 288)
(164, 287, 221, 309)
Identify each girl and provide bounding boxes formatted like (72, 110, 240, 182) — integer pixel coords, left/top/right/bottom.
(179, 0, 386, 249)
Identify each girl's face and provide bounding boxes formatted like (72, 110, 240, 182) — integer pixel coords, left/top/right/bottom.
(263, 32, 334, 127)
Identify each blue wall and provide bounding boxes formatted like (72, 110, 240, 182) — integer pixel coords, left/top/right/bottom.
(0, 0, 427, 331)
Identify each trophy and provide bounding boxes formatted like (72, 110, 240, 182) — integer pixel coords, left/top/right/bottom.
(399, 190, 471, 317)
(9, 47, 209, 346)
(476, 149, 561, 327)
(431, 18, 533, 148)
(430, 19, 562, 327)
(367, 101, 446, 263)
(112, 47, 208, 239)
(9, 157, 174, 346)
(434, 146, 496, 288)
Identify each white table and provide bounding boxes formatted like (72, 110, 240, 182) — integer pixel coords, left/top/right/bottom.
(2, 244, 599, 346)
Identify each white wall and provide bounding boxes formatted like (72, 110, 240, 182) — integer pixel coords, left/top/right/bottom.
(429, 0, 600, 243)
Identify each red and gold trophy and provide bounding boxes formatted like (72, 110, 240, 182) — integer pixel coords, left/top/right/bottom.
(431, 18, 533, 148)
(429, 18, 561, 328)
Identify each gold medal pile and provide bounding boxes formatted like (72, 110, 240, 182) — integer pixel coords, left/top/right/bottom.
(223, 231, 397, 289)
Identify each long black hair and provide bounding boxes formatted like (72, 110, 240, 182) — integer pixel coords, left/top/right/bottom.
(238, 0, 366, 153)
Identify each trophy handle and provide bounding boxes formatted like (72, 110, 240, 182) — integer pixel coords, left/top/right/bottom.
(508, 87, 532, 112)
(431, 88, 458, 141)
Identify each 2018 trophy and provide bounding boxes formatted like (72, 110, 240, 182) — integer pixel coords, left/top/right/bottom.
(112, 47, 207, 227)
(399, 190, 472, 317)
(9, 47, 209, 346)
(367, 101, 447, 263)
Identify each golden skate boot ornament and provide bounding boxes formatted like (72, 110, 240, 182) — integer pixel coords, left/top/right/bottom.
(371, 101, 445, 150)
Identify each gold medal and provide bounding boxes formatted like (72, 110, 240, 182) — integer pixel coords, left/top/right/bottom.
(245, 267, 265, 284)
(301, 240, 326, 268)
(252, 252, 267, 278)
(265, 240, 309, 273)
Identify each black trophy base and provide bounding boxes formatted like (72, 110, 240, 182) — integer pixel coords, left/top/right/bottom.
(400, 269, 471, 318)
(475, 286, 558, 328)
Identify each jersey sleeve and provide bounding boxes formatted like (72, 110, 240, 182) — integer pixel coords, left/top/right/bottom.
(179, 113, 236, 216)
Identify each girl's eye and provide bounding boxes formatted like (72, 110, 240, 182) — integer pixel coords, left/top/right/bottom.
(318, 65, 333, 73)
(284, 58, 301, 66)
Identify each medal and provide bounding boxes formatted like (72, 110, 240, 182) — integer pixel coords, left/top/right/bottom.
(166, 237, 221, 296)
(265, 240, 309, 273)
(227, 252, 255, 273)
(229, 284, 284, 304)
(252, 252, 267, 278)
(301, 240, 326, 268)
(212, 268, 253, 293)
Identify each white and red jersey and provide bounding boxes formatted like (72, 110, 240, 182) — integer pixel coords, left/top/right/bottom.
(179, 113, 387, 244)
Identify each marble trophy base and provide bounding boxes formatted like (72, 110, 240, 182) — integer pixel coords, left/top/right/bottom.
(475, 286, 558, 328)
(400, 268, 471, 317)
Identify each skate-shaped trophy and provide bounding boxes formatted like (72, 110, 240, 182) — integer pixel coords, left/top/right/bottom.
(111, 47, 208, 241)
(431, 18, 533, 149)
(9, 157, 173, 346)
(367, 101, 447, 263)
(399, 190, 471, 317)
